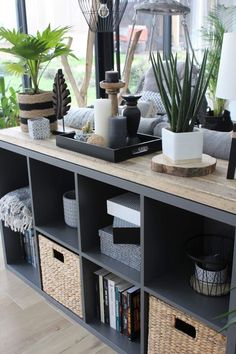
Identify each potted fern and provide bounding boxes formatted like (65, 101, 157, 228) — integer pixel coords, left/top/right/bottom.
(151, 51, 212, 163)
(0, 25, 75, 132)
(201, 5, 236, 131)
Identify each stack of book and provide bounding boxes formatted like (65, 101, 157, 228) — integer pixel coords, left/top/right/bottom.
(94, 268, 140, 341)
(99, 192, 141, 271)
(20, 228, 37, 267)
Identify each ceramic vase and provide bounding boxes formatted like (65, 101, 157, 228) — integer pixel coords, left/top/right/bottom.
(122, 95, 141, 146)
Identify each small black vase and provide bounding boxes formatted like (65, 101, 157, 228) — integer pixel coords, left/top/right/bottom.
(122, 94, 141, 146)
(202, 109, 233, 132)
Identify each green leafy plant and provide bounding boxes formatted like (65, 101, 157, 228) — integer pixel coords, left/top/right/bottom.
(0, 25, 76, 94)
(0, 76, 19, 128)
(201, 5, 236, 116)
(215, 287, 236, 332)
(150, 51, 212, 133)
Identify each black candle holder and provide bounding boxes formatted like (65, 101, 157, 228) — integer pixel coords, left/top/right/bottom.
(122, 94, 142, 146)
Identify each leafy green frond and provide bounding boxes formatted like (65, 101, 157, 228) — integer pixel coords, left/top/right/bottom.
(0, 27, 26, 45)
(201, 4, 236, 115)
(0, 25, 76, 93)
(5, 62, 26, 76)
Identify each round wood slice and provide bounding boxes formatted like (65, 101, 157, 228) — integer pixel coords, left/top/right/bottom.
(151, 154, 217, 177)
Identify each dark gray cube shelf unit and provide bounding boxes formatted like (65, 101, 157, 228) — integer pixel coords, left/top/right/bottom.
(0, 140, 236, 354)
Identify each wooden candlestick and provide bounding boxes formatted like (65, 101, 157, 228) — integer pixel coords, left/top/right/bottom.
(100, 80, 125, 116)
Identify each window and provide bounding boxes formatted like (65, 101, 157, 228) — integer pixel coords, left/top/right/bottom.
(0, 0, 21, 90)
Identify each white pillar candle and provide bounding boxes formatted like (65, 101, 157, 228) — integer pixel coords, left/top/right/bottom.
(94, 98, 112, 145)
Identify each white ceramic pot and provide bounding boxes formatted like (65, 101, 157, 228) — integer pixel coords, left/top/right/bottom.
(162, 127, 203, 164)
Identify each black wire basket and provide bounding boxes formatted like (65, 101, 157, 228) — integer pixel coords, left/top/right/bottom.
(186, 234, 234, 297)
(78, 0, 128, 32)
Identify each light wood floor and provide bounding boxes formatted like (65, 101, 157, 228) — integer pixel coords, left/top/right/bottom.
(0, 238, 116, 354)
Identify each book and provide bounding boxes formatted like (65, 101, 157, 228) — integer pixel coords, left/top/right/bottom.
(107, 192, 140, 226)
(113, 217, 140, 245)
(127, 286, 140, 341)
(103, 273, 112, 325)
(106, 274, 122, 329)
(94, 269, 100, 320)
(94, 268, 110, 323)
(115, 280, 132, 332)
(121, 288, 129, 336)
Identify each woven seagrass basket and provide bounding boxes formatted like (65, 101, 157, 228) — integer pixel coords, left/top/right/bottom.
(148, 296, 226, 354)
(18, 91, 58, 133)
(38, 234, 83, 318)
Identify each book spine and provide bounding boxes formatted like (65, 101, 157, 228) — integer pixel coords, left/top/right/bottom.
(122, 291, 128, 336)
(119, 290, 123, 333)
(31, 231, 37, 268)
(132, 291, 140, 341)
(115, 286, 120, 332)
(20, 232, 26, 260)
(103, 277, 109, 325)
(108, 280, 116, 329)
(23, 231, 30, 264)
(127, 290, 132, 340)
(94, 272, 100, 320)
(99, 274, 105, 323)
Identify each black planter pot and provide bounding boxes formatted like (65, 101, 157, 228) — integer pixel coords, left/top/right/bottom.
(122, 94, 141, 146)
(202, 109, 233, 132)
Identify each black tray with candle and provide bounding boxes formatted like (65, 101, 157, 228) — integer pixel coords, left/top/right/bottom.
(56, 132, 162, 163)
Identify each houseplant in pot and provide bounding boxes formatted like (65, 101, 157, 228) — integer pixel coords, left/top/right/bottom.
(151, 51, 212, 164)
(0, 25, 75, 132)
(201, 5, 236, 131)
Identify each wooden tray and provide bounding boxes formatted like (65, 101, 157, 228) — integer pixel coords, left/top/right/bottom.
(56, 132, 162, 163)
(151, 153, 216, 177)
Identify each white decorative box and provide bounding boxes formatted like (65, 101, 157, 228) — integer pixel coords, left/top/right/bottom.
(107, 192, 140, 226)
(28, 117, 50, 139)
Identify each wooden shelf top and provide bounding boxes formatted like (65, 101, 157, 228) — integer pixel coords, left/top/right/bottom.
(0, 127, 235, 215)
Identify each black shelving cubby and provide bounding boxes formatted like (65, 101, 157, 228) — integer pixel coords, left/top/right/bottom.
(29, 158, 79, 251)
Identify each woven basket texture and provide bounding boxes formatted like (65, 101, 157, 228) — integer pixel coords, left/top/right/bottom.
(38, 234, 83, 318)
(148, 296, 226, 354)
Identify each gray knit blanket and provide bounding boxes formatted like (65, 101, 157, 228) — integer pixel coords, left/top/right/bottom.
(0, 186, 33, 232)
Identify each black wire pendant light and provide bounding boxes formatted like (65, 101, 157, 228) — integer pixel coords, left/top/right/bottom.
(78, 0, 128, 32)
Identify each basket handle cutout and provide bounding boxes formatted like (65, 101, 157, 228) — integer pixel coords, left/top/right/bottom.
(53, 249, 64, 263)
(174, 318, 196, 339)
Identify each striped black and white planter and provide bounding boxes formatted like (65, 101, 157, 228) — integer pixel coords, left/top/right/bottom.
(18, 91, 58, 133)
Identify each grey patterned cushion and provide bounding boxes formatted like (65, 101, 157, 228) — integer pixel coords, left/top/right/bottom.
(140, 91, 166, 114)
(64, 107, 94, 129)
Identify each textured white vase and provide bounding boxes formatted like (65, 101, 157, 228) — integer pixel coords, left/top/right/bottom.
(162, 127, 203, 164)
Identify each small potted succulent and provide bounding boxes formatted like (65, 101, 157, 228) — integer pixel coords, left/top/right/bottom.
(151, 51, 212, 163)
(0, 25, 75, 132)
(201, 5, 236, 131)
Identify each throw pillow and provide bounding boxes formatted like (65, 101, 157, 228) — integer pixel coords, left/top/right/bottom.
(64, 107, 94, 129)
(140, 91, 166, 115)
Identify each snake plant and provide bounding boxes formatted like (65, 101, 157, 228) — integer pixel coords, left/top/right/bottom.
(0, 25, 76, 94)
(151, 51, 212, 133)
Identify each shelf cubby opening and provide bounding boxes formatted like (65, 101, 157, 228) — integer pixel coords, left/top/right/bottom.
(143, 196, 234, 331)
(81, 258, 141, 354)
(1, 223, 40, 287)
(29, 158, 79, 251)
(0, 148, 29, 197)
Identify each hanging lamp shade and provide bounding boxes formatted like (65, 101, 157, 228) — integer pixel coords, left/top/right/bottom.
(135, 0, 190, 16)
(78, 0, 128, 32)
